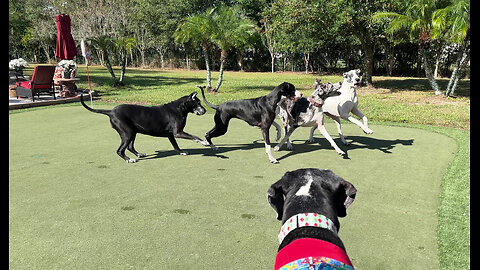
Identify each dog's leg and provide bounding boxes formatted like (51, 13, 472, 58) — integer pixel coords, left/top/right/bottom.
(111, 121, 137, 163)
(274, 126, 297, 151)
(351, 107, 373, 134)
(175, 131, 210, 146)
(168, 135, 188, 155)
(262, 128, 279, 163)
(127, 134, 147, 158)
(205, 113, 230, 151)
(308, 125, 316, 143)
(329, 115, 349, 145)
(117, 137, 137, 163)
(317, 116, 345, 156)
(271, 121, 282, 141)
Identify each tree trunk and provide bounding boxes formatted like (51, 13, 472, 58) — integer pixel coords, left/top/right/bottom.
(419, 31, 441, 95)
(186, 55, 191, 70)
(214, 49, 227, 92)
(271, 52, 275, 73)
(202, 43, 212, 91)
(119, 52, 127, 84)
(446, 29, 470, 97)
(103, 52, 121, 86)
(421, 48, 441, 95)
(237, 49, 244, 71)
(355, 31, 374, 87)
(40, 41, 51, 63)
(446, 49, 469, 97)
(304, 53, 310, 74)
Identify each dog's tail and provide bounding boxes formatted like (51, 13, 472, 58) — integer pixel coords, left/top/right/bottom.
(79, 94, 111, 116)
(196, 85, 219, 110)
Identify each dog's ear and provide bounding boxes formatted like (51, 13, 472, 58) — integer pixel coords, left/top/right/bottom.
(335, 179, 357, 217)
(190, 92, 198, 99)
(267, 175, 291, 221)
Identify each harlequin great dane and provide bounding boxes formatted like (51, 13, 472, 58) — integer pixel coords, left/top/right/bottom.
(310, 69, 373, 147)
(272, 79, 343, 155)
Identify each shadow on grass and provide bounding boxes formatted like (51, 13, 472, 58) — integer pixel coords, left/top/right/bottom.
(77, 73, 204, 89)
(276, 136, 414, 161)
(140, 141, 267, 161)
(140, 136, 414, 162)
(374, 78, 470, 97)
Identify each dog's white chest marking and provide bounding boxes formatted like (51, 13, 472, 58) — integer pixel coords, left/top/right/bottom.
(295, 178, 313, 197)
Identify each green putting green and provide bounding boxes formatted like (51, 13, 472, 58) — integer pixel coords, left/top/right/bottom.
(10, 105, 456, 269)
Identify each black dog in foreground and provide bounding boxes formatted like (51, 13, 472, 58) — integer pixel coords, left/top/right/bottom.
(267, 168, 357, 269)
(80, 92, 209, 163)
(198, 82, 302, 164)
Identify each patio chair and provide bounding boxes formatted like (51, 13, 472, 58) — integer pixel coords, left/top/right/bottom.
(16, 65, 56, 102)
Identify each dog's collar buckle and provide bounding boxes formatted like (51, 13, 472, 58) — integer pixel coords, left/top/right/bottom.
(278, 213, 337, 244)
(308, 96, 322, 107)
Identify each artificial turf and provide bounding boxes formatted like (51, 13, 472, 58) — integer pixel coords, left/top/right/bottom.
(10, 104, 457, 269)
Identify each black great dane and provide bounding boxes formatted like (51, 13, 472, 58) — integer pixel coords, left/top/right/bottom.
(198, 82, 302, 163)
(80, 92, 209, 163)
(267, 168, 357, 269)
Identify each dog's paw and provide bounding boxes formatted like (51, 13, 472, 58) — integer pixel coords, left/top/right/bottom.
(200, 140, 210, 146)
(286, 143, 293, 150)
(136, 153, 147, 158)
(363, 128, 374, 134)
(179, 152, 189, 156)
(270, 159, 279, 164)
(210, 144, 218, 151)
(126, 158, 137, 163)
(273, 146, 280, 152)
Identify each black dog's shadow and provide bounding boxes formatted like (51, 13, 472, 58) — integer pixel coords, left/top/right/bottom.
(276, 136, 414, 161)
(140, 142, 267, 161)
(140, 136, 414, 162)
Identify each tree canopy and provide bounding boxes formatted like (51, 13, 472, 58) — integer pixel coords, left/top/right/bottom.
(9, 0, 470, 94)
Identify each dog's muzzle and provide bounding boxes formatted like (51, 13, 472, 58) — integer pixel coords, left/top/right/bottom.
(354, 79, 361, 88)
(194, 105, 206, 115)
(290, 90, 303, 101)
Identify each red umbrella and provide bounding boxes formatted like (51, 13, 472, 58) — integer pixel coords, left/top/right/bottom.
(55, 14, 77, 60)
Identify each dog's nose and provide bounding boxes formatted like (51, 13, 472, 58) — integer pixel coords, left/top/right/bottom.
(355, 78, 360, 82)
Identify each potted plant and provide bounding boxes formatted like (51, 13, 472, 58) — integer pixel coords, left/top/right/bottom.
(57, 60, 77, 79)
(9, 58, 29, 76)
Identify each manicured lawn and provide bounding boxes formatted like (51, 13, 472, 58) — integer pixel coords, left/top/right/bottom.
(10, 67, 469, 269)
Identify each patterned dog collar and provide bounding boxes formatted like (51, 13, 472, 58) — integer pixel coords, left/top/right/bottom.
(308, 96, 322, 107)
(278, 213, 338, 244)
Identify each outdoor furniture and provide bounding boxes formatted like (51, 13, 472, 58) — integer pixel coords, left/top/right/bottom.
(56, 78, 79, 97)
(16, 65, 56, 102)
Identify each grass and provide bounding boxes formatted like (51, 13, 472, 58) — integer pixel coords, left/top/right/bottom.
(11, 66, 469, 269)
(19, 65, 470, 130)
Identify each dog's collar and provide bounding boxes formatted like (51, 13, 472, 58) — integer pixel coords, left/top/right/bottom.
(308, 96, 322, 107)
(278, 213, 337, 244)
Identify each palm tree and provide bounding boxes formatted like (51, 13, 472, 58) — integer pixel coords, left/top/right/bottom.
(90, 36, 120, 86)
(175, 6, 256, 92)
(174, 10, 215, 90)
(433, 0, 470, 96)
(374, 0, 443, 95)
(116, 37, 137, 84)
(210, 5, 256, 91)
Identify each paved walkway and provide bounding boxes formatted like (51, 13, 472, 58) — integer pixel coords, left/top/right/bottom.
(9, 73, 93, 110)
(9, 94, 84, 110)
